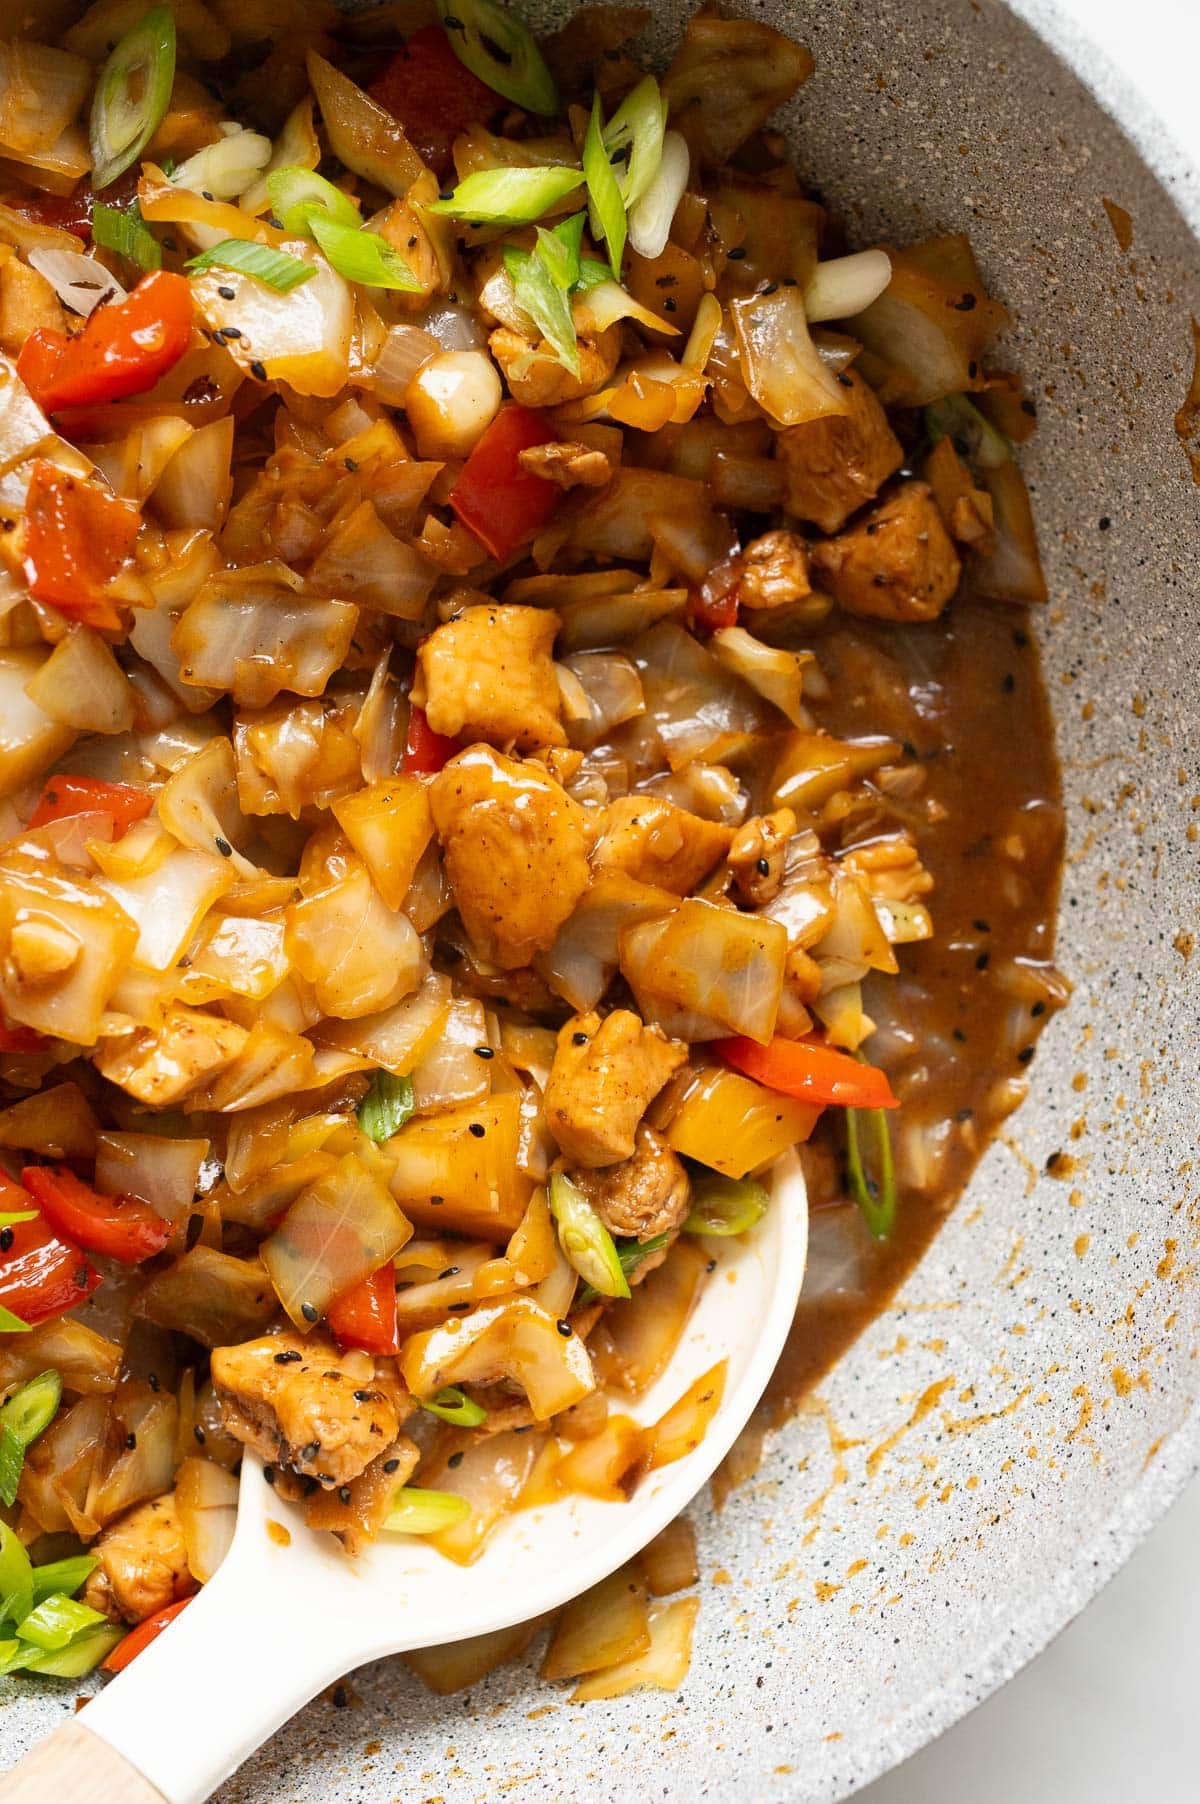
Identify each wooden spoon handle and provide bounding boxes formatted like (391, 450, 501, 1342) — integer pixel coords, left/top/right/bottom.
(0, 1719, 167, 1803)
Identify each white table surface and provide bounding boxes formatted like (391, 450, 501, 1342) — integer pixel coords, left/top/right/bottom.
(862, 1, 1200, 1798)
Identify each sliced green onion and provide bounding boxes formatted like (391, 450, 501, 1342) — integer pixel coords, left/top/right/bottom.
(0, 1304, 30, 1334)
(0, 1370, 62, 1509)
(603, 75, 667, 210)
(186, 239, 316, 293)
(684, 1174, 770, 1238)
(548, 1171, 630, 1300)
(16, 1593, 107, 1653)
(504, 238, 579, 376)
(845, 1101, 897, 1241)
(924, 393, 1010, 470)
(266, 165, 361, 238)
(579, 1231, 669, 1306)
(357, 1071, 415, 1143)
(428, 165, 584, 228)
(90, 200, 162, 271)
(436, 0, 558, 116)
(30, 1555, 98, 1609)
(5, 1623, 124, 1677)
(583, 92, 626, 279)
(90, 4, 177, 190)
(308, 215, 421, 292)
(0, 1524, 33, 1629)
(384, 1486, 472, 1535)
(576, 256, 611, 292)
(419, 1385, 488, 1428)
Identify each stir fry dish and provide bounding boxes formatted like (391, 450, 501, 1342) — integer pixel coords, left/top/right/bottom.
(0, 0, 1061, 1695)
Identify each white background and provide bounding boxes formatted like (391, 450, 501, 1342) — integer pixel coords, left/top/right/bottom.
(863, 1, 1200, 1798)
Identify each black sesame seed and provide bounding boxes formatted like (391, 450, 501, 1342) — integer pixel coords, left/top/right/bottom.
(301, 1303, 319, 1323)
(218, 284, 236, 300)
(468, 1122, 485, 1138)
(125, 1432, 137, 1450)
(975, 952, 990, 971)
(274, 1349, 302, 1364)
(663, 296, 677, 312)
(447, 1450, 464, 1469)
(1001, 672, 1016, 695)
(202, 190, 215, 202)
(344, 457, 359, 472)
(760, 281, 778, 296)
(727, 246, 747, 260)
(835, 371, 854, 387)
(438, 1267, 461, 1280)
(973, 919, 991, 933)
(448, 1301, 471, 1312)
(572, 1031, 588, 1045)
(706, 1258, 717, 1273)
(338, 1486, 352, 1505)
(193, 1424, 206, 1445)
(756, 856, 770, 876)
(264, 1465, 276, 1485)
(148, 1372, 160, 1392)
(0, 1229, 11, 1253)
(383, 1458, 401, 1473)
(300, 1440, 321, 1461)
(951, 292, 977, 311)
(353, 1389, 372, 1402)
(556, 1319, 572, 1337)
(430, 1194, 444, 1205)
(1017, 1046, 1035, 1065)
(161, 236, 177, 252)
(250, 359, 267, 380)
(222, 326, 242, 339)
(332, 1684, 349, 1708)
(214, 836, 233, 856)
(952, 1028, 967, 1043)
(473, 1045, 494, 1059)
(1031, 1000, 1047, 1018)
(212, 329, 228, 345)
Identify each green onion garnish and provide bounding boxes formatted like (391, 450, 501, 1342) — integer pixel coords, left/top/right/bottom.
(576, 256, 611, 291)
(90, 200, 162, 271)
(579, 1231, 669, 1305)
(845, 1101, 897, 1240)
(357, 1071, 415, 1143)
(384, 1486, 472, 1535)
(504, 233, 579, 375)
(16, 1593, 107, 1653)
(436, 0, 558, 116)
(429, 164, 585, 228)
(266, 165, 361, 238)
(89, 4, 177, 190)
(2, 1623, 123, 1677)
(684, 1175, 770, 1238)
(0, 1370, 62, 1507)
(186, 239, 316, 293)
(419, 1385, 489, 1428)
(548, 1171, 630, 1300)
(923, 392, 1010, 470)
(0, 1524, 33, 1629)
(307, 215, 421, 292)
(0, 1304, 30, 1334)
(583, 92, 626, 278)
(30, 1555, 98, 1609)
(603, 75, 667, 211)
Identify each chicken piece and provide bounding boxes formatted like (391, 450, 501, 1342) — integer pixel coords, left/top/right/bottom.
(810, 480, 962, 623)
(210, 1331, 409, 1489)
(83, 1495, 194, 1625)
(517, 440, 613, 489)
(570, 1123, 691, 1244)
(430, 745, 594, 970)
(774, 367, 903, 534)
(94, 1007, 249, 1108)
(924, 435, 997, 553)
(591, 795, 732, 896)
(841, 830, 934, 903)
(727, 808, 797, 907)
(0, 249, 67, 357)
(490, 323, 621, 409)
(302, 1436, 420, 1555)
(544, 1009, 688, 1169)
(737, 530, 812, 611)
(417, 604, 566, 753)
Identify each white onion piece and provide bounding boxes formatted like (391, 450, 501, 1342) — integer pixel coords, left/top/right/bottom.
(410, 996, 490, 1113)
(173, 128, 273, 202)
(804, 249, 893, 323)
(27, 248, 125, 316)
(176, 1456, 239, 1583)
(367, 324, 439, 403)
(627, 131, 691, 261)
(418, 300, 487, 352)
(562, 651, 645, 749)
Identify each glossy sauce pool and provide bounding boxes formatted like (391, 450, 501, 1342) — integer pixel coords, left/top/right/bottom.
(717, 595, 1065, 1497)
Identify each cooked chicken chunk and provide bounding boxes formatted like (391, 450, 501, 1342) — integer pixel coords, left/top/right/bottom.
(811, 480, 962, 622)
(518, 440, 613, 489)
(570, 1123, 691, 1243)
(774, 367, 903, 533)
(210, 1331, 409, 1488)
(430, 745, 594, 970)
(489, 323, 621, 409)
(736, 530, 812, 611)
(418, 604, 566, 752)
(544, 1009, 688, 1168)
(83, 1495, 193, 1625)
(728, 807, 797, 907)
(94, 1007, 249, 1108)
(592, 795, 732, 896)
(302, 1436, 419, 1556)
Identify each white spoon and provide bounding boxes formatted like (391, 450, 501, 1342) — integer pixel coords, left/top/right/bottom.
(0, 1153, 807, 1804)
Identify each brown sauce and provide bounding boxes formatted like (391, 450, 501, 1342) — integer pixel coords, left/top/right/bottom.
(717, 596, 1064, 1498)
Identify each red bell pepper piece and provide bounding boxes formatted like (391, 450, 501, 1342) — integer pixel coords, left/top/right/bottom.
(28, 774, 153, 837)
(20, 1165, 173, 1265)
(449, 403, 561, 564)
(0, 1170, 100, 1326)
(17, 270, 193, 414)
(102, 1596, 194, 1674)
(717, 1035, 899, 1111)
(327, 1264, 400, 1356)
(686, 579, 740, 634)
(369, 24, 500, 175)
(402, 704, 459, 775)
(22, 461, 141, 632)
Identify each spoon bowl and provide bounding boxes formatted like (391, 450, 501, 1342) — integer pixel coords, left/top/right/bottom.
(0, 1153, 807, 1804)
